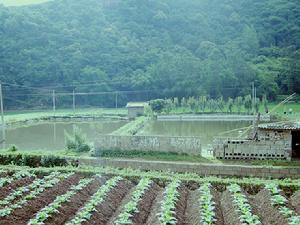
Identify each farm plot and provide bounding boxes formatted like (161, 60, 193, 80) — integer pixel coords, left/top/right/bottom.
(0, 169, 299, 225)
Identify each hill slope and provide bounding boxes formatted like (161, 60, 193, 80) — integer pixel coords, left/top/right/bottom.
(0, 0, 299, 107)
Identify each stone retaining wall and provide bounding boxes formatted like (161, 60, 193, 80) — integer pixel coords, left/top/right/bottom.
(79, 158, 300, 178)
(95, 135, 202, 155)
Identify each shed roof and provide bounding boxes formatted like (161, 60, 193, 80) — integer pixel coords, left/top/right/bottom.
(258, 122, 300, 131)
(126, 102, 148, 108)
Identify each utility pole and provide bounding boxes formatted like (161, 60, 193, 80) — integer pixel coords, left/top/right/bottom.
(73, 89, 76, 115)
(252, 82, 255, 112)
(52, 90, 56, 116)
(115, 91, 118, 109)
(0, 83, 4, 127)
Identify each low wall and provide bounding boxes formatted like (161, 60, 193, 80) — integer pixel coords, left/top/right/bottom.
(79, 158, 300, 178)
(95, 135, 202, 155)
(157, 114, 271, 121)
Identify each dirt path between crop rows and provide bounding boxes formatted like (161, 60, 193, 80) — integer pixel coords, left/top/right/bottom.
(46, 175, 106, 225)
(0, 174, 82, 225)
(290, 190, 300, 214)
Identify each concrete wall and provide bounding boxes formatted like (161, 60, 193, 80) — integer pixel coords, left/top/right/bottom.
(79, 158, 300, 179)
(157, 114, 271, 121)
(95, 135, 202, 155)
(214, 129, 292, 160)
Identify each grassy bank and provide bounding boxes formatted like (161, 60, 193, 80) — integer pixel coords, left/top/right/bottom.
(4, 108, 127, 124)
(111, 116, 148, 135)
(4, 149, 299, 168)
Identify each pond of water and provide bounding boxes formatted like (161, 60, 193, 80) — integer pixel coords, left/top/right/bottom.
(138, 120, 252, 149)
(1, 120, 127, 151)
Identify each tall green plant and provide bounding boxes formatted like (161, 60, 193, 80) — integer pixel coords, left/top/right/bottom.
(64, 126, 93, 152)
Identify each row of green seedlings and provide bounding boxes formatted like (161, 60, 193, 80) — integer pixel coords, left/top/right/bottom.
(0, 170, 35, 187)
(265, 183, 300, 225)
(66, 176, 123, 225)
(115, 177, 153, 225)
(158, 179, 181, 225)
(0, 171, 74, 217)
(27, 176, 100, 225)
(228, 184, 261, 225)
(199, 183, 217, 225)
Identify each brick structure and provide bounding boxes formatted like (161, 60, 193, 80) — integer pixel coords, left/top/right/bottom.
(126, 102, 148, 119)
(213, 122, 300, 161)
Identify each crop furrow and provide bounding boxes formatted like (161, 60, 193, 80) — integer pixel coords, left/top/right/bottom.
(0, 172, 74, 217)
(228, 183, 261, 225)
(265, 183, 300, 225)
(114, 177, 152, 225)
(27, 177, 94, 225)
(66, 176, 123, 225)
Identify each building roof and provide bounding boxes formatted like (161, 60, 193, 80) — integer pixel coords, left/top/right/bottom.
(126, 102, 148, 108)
(258, 122, 300, 131)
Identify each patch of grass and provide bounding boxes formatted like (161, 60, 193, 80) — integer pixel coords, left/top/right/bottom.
(95, 149, 220, 163)
(0, 0, 51, 6)
(111, 116, 148, 135)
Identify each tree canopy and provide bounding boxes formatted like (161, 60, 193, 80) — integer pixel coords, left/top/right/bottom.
(0, 0, 299, 108)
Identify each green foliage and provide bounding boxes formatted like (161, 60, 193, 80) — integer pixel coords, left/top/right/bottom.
(265, 183, 300, 225)
(65, 126, 93, 153)
(149, 99, 167, 113)
(244, 95, 252, 114)
(199, 183, 216, 225)
(0, 152, 71, 167)
(228, 184, 261, 225)
(0, 0, 299, 108)
(227, 98, 234, 113)
(7, 145, 18, 152)
(66, 176, 122, 225)
(28, 177, 94, 225)
(158, 180, 181, 225)
(115, 178, 152, 225)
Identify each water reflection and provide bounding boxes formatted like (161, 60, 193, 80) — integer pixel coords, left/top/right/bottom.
(1, 121, 127, 151)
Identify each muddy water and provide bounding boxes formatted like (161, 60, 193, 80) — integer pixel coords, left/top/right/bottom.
(0, 120, 127, 151)
(139, 120, 251, 149)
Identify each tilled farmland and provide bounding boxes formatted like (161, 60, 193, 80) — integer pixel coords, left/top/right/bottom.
(0, 170, 299, 225)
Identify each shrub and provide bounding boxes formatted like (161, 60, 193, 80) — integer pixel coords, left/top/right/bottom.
(0, 153, 71, 167)
(7, 145, 18, 152)
(149, 99, 166, 113)
(65, 126, 93, 153)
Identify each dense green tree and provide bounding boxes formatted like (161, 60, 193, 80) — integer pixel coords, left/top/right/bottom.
(0, 0, 299, 109)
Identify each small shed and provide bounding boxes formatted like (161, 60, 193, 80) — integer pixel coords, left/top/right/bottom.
(258, 122, 300, 159)
(126, 102, 148, 119)
(213, 122, 300, 161)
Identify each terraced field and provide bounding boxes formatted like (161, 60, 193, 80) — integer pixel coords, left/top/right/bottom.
(0, 168, 299, 225)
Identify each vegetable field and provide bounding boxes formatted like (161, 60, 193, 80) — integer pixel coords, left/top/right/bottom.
(0, 168, 299, 225)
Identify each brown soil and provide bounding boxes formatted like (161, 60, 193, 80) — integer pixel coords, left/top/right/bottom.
(45, 175, 106, 225)
(0, 174, 82, 225)
(290, 190, 300, 214)
(185, 190, 201, 225)
(211, 187, 225, 225)
(174, 185, 189, 225)
(131, 182, 160, 225)
(248, 188, 289, 225)
(104, 182, 135, 225)
(220, 190, 241, 225)
(145, 188, 164, 225)
(84, 179, 134, 225)
(0, 176, 35, 200)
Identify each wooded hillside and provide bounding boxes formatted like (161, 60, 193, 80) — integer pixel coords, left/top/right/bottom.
(0, 0, 299, 107)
